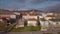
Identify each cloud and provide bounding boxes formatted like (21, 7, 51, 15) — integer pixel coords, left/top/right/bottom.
(25, 0, 60, 4)
(42, 2, 60, 11)
(0, 0, 60, 11)
(15, 0, 25, 3)
(3, 2, 26, 10)
(0, 2, 4, 5)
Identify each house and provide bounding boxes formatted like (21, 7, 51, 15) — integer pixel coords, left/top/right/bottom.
(0, 12, 16, 19)
(22, 9, 37, 19)
(27, 18, 37, 26)
(42, 13, 47, 17)
(27, 11, 38, 26)
(21, 10, 38, 26)
(39, 18, 50, 31)
(48, 20, 57, 26)
(45, 15, 55, 20)
(0, 11, 21, 26)
(40, 20, 49, 31)
(28, 11, 37, 19)
(22, 12, 27, 19)
(41, 12, 54, 18)
(46, 12, 53, 15)
(49, 19, 60, 25)
(39, 15, 43, 19)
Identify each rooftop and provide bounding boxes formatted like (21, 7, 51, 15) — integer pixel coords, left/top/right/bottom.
(28, 18, 37, 21)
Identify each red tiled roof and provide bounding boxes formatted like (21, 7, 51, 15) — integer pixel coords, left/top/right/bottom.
(0, 11, 19, 15)
(29, 14, 36, 16)
(21, 11, 37, 16)
(28, 18, 37, 21)
(21, 12, 27, 16)
(0, 16, 10, 18)
(46, 15, 55, 17)
(29, 12, 37, 16)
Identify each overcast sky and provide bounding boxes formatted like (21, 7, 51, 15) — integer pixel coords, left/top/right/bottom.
(0, 0, 60, 11)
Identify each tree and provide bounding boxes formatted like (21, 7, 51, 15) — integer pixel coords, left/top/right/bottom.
(20, 13, 22, 19)
(37, 15, 40, 26)
(24, 20, 27, 26)
(16, 13, 22, 20)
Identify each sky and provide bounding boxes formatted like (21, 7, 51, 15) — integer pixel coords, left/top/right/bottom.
(0, 0, 60, 11)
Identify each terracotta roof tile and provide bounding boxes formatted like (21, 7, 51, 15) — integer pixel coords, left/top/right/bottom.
(28, 18, 37, 21)
(46, 15, 55, 17)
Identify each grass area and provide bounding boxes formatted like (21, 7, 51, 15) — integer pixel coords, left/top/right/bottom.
(0, 22, 14, 31)
(58, 32, 60, 34)
(11, 26, 41, 32)
(0, 22, 7, 31)
(0, 21, 16, 31)
(0, 26, 10, 31)
(0, 22, 41, 32)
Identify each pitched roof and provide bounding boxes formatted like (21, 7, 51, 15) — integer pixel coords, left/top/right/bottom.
(49, 19, 60, 22)
(22, 12, 27, 16)
(28, 18, 37, 21)
(0, 16, 10, 18)
(46, 15, 55, 17)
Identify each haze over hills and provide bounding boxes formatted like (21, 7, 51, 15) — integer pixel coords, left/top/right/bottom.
(0, 0, 60, 11)
(0, 9, 42, 12)
(0, 9, 60, 13)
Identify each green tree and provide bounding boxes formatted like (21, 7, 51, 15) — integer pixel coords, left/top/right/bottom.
(24, 20, 27, 26)
(37, 15, 40, 26)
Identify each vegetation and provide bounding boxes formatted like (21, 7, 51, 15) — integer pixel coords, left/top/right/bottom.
(24, 20, 27, 26)
(0, 21, 41, 32)
(0, 21, 16, 31)
(0, 22, 10, 31)
(11, 26, 41, 32)
(58, 32, 60, 34)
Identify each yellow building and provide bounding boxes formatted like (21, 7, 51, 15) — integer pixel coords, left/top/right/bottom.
(45, 15, 55, 20)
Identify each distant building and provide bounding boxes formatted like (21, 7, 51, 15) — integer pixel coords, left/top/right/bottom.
(0, 12, 16, 19)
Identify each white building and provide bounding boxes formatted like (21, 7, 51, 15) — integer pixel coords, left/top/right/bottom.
(22, 11, 38, 26)
(40, 21, 49, 31)
(27, 18, 37, 26)
(10, 15, 16, 19)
